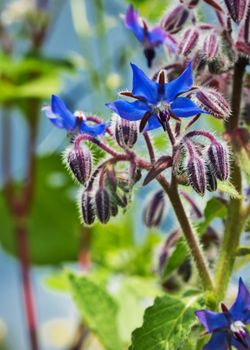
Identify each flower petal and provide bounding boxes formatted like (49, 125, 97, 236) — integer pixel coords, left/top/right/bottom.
(171, 97, 206, 117)
(230, 278, 250, 322)
(80, 121, 106, 137)
(125, 5, 144, 42)
(195, 310, 229, 333)
(106, 100, 150, 121)
(147, 26, 166, 46)
(145, 114, 162, 131)
(51, 95, 76, 130)
(131, 63, 159, 104)
(232, 330, 250, 350)
(164, 62, 193, 102)
(204, 332, 229, 350)
(42, 106, 65, 128)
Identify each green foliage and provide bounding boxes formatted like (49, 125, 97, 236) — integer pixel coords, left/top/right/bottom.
(197, 197, 227, 234)
(67, 272, 123, 350)
(162, 238, 188, 280)
(127, 0, 168, 21)
(217, 181, 243, 199)
(130, 294, 200, 350)
(0, 155, 81, 264)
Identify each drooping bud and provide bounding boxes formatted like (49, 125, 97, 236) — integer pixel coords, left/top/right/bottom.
(187, 156, 206, 195)
(160, 5, 191, 34)
(207, 142, 230, 181)
(110, 201, 119, 217)
(203, 32, 219, 60)
(178, 27, 200, 56)
(65, 145, 92, 185)
(81, 191, 96, 225)
(224, 0, 248, 24)
(113, 116, 138, 149)
(95, 188, 110, 224)
(179, 0, 199, 9)
(206, 169, 218, 192)
(143, 190, 166, 228)
(193, 87, 230, 119)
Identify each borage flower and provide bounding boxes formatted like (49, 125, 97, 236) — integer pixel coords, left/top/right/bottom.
(106, 63, 205, 132)
(125, 5, 176, 67)
(196, 278, 250, 350)
(43, 95, 106, 137)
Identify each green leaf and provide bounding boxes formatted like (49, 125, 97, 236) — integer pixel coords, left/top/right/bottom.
(162, 238, 188, 280)
(217, 181, 243, 199)
(127, 0, 169, 21)
(197, 197, 227, 234)
(236, 246, 250, 256)
(130, 294, 199, 350)
(67, 272, 123, 350)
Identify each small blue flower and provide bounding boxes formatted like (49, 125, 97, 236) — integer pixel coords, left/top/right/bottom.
(196, 278, 250, 350)
(43, 95, 106, 137)
(125, 5, 176, 67)
(106, 63, 205, 132)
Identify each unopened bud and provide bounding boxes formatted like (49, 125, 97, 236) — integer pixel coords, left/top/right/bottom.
(81, 191, 96, 225)
(178, 27, 199, 56)
(179, 0, 199, 9)
(66, 145, 92, 185)
(114, 116, 138, 149)
(206, 169, 218, 192)
(95, 188, 110, 224)
(187, 157, 206, 195)
(207, 142, 230, 181)
(143, 190, 166, 228)
(203, 32, 219, 60)
(193, 87, 230, 119)
(160, 5, 191, 34)
(224, 0, 248, 24)
(110, 201, 119, 217)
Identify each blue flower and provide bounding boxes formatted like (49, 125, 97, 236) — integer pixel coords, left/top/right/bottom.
(125, 5, 176, 67)
(106, 63, 205, 132)
(43, 95, 106, 137)
(196, 278, 250, 350)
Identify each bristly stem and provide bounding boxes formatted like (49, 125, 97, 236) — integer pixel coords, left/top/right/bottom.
(215, 57, 249, 300)
(143, 132, 155, 163)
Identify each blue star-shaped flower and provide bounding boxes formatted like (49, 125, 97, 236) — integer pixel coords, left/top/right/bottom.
(106, 63, 205, 132)
(43, 95, 106, 137)
(125, 5, 176, 67)
(196, 278, 250, 350)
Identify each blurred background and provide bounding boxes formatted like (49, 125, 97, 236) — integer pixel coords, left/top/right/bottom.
(0, 1, 172, 349)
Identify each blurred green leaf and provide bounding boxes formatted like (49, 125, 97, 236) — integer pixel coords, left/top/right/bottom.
(130, 294, 199, 350)
(67, 272, 123, 350)
(197, 197, 227, 234)
(162, 238, 188, 280)
(217, 181, 243, 199)
(127, 0, 168, 21)
(0, 155, 81, 264)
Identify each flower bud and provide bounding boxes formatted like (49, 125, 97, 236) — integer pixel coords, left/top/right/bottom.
(95, 188, 110, 224)
(66, 145, 92, 185)
(187, 156, 206, 195)
(110, 201, 119, 217)
(193, 87, 230, 119)
(178, 27, 199, 56)
(81, 191, 96, 225)
(179, 0, 199, 9)
(206, 169, 218, 192)
(160, 5, 191, 34)
(207, 142, 230, 181)
(224, 0, 248, 24)
(143, 190, 166, 228)
(114, 116, 138, 149)
(203, 32, 219, 60)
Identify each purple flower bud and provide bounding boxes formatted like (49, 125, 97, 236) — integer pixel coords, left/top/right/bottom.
(81, 191, 96, 225)
(187, 156, 206, 195)
(178, 27, 200, 56)
(143, 190, 166, 228)
(206, 169, 218, 192)
(193, 87, 230, 119)
(95, 188, 110, 224)
(203, 32, 219, 60)
(207, 142, 230, 181)
(113, 116, 138, 149)
(160, 5, 191, 34)
(224, 0, 248, 24)
(110, 201, 119, 217)
(65, 145, 92, 185)
(179, 0, 199, 9)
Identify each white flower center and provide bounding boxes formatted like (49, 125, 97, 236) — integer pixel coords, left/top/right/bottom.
(230, 320, 246, 335)
(74, 111, 86, 121)
(151, 100, 170, 114)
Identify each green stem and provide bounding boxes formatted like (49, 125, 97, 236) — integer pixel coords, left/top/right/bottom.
(158, 177, 214, 292)
(215, 57, 248, 300)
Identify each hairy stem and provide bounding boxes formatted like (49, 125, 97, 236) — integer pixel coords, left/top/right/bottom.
(215, 57, 248, 300)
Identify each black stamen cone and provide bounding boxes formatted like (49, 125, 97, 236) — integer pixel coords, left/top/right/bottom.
(144, 48, 155, 68)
